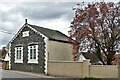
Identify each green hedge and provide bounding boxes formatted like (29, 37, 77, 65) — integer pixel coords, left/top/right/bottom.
(81, 77, 100, 80)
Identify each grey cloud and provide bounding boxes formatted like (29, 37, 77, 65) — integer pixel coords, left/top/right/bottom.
(11, 2, 76, 20)
(2, 2, 77, 23)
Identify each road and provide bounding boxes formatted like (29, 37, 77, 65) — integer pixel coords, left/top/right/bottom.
(1, 68, 39, 78)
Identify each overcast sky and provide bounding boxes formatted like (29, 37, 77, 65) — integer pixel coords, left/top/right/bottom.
(0, 0, 119, 49)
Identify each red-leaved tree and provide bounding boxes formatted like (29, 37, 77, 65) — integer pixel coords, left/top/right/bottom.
(69, 2, 120, 65)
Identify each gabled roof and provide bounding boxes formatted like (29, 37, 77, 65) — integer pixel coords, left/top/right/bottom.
(27, 24, 69, 42)
(9, 19, 70, 43)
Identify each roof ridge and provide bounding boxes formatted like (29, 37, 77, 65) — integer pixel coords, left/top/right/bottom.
(27, 23, 58, 32)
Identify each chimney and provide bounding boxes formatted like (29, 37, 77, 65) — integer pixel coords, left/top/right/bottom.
(25, 19, 27, 24)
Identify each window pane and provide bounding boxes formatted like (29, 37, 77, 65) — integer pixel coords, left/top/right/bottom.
(17, 50, 19, 59)
(16, 50, 18, 59)
(29, 45, 37, 60)
(19, 50, 21, 59)
(33, 49, 36, 59)
(18, 50, 19, 59)
(16, 47, 22, 60)
(30, 49, 32, 59)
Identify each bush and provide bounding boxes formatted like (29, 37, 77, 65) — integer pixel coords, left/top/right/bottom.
(81, 77, 100, 80)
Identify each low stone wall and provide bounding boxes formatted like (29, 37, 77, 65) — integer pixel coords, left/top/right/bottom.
(89, 65, 119, 78)
(47, 60, 120, 79)
(47, 61, 85, 78)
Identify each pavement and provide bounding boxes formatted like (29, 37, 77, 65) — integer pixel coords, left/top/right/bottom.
(2, 69, 38, 78)
(3, 69, 56, 78)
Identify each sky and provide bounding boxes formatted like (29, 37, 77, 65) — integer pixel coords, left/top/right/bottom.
(0, 0, 119, 49)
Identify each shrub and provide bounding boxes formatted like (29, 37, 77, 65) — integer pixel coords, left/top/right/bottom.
(81, 77, 100, 80)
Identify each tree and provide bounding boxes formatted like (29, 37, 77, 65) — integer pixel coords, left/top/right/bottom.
(69, 2, 120, 65)
(112, 54, 120, 65)
(1, 47, 7, 59)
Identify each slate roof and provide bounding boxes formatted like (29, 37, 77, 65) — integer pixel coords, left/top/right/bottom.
(81, 52, 102, 64)
(27, 24, 69, 42)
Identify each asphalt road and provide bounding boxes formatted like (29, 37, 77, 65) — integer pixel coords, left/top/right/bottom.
(1, 68, 39, 78)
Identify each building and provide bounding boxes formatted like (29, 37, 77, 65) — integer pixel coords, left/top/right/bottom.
(9, 19, 73, 74)
(78, 52, 102, 65)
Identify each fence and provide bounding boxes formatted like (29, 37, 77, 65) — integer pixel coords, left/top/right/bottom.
(47, 60, 120, 79)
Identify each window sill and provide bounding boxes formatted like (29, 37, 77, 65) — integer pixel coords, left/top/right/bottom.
(15, 60, 23, 63)
(28, 59, 38, 64)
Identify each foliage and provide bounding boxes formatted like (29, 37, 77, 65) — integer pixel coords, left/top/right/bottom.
(81, 77, 99, 80)
(69, 2, 120, 65)
(0, 47, 7, 59)
(112, 54, 120, 65)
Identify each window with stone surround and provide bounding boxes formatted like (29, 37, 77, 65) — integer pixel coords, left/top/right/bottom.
(15, 46, 23, 63)
(28, 45, 38, 63)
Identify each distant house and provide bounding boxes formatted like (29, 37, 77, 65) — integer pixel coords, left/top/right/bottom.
(8, 19, 73, 74)
(2, 53, 10, 70)
(3, 53, 10, 62)
(78, 52, 102, 65)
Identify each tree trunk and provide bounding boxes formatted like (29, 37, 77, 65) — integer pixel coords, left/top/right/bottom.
(95, 46, 106, 65)
(107, 57, 112, 65)
(107, 51, 116, 65)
